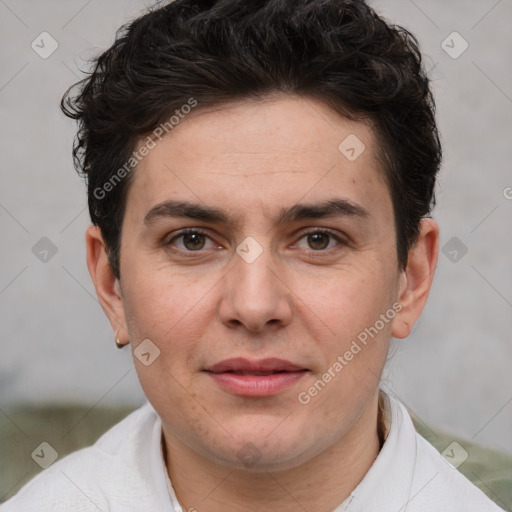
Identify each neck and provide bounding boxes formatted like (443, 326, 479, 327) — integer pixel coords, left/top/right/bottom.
(163, 391, 383, 512)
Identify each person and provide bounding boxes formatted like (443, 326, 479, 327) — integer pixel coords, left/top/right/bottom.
(2, 0, 506, 510)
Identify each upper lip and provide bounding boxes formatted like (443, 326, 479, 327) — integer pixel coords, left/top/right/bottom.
(204, 357, 306, 374)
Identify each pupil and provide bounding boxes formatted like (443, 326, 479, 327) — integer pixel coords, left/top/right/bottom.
(309, 233, 328, 250)
(184, 233, 204, 250)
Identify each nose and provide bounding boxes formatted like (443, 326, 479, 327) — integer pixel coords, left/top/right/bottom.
(218, 239, 293, 333)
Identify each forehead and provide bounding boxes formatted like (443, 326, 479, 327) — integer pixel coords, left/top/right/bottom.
(125, 95, 391, 227)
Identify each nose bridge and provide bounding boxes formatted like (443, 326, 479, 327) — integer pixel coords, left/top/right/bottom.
(219, 235, 292, 331)
(235, 240, 278, 299)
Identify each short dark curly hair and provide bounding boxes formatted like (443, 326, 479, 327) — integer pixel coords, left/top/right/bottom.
(61, 0, 441, 280)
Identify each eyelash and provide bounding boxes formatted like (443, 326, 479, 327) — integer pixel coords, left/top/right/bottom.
(165, 227, 346, 256)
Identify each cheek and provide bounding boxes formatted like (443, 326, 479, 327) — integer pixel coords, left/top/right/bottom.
(123, 265, 208, 336)
(121, 265, 222, 391)
(290, 263, 397, 408)
(122, 270, 211, 413)
(294, 279, 392, 427)
(293, 260, 397, 342)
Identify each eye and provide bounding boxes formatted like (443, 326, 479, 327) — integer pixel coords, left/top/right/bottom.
(294, 229, 344, 251)
(167, 229, 216, 252)
(165, 228, 345, 255)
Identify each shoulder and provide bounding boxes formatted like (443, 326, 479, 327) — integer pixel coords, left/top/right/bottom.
(1, 402, 168, 512)
(411, 407, 512, 510)
(357, 393, 507, 511)
(401, 405, 506, 511)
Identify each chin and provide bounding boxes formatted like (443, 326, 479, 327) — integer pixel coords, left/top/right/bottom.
(206, 423, 323, 473)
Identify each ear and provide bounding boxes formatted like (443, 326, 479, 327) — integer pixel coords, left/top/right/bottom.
(392, 218, 439, 339)
(85, 225, 129, 346)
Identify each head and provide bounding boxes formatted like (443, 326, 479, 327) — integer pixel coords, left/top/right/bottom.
(63, 0, 440, 472)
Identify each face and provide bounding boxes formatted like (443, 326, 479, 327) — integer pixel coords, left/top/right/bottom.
(89, 94, 433, 472)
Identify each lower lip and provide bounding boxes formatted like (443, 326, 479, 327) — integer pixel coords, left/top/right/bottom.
(206, 371, 307, 397)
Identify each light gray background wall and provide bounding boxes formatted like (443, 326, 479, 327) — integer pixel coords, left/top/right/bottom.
(1, 0, 511, 456)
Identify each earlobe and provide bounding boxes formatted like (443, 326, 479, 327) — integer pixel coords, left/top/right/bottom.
(85, 225, 129, 344)
(392, 218, 439, 339)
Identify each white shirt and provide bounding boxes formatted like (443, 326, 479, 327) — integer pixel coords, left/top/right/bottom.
(1, 392, 505, 511)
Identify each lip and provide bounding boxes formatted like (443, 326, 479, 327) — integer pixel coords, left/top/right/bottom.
(204, 357, 308, 397)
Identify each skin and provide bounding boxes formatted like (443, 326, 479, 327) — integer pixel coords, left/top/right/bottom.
(86, 94, 439, 511)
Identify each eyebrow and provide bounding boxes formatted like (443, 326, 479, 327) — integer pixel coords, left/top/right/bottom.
(143, 198, 369, 228)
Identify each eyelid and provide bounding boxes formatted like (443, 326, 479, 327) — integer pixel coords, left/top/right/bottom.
(291, 227, 347, 251)
(166, 227, 213, 246)
(166, 227, 347, 255)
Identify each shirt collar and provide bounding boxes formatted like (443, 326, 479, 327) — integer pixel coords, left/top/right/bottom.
(334, 390, 417, 511)
(161, 444, 184, 512)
